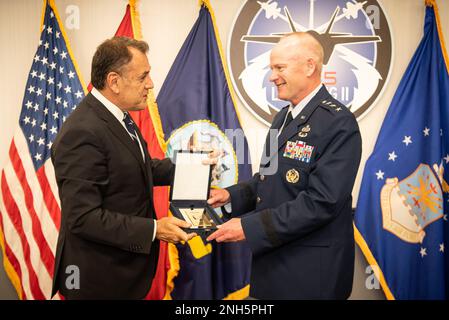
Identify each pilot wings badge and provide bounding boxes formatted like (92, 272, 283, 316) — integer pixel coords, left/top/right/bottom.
(380, 163, 447, 244)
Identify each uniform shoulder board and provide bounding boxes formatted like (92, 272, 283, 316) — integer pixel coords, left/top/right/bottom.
(319, 99, 346, 113)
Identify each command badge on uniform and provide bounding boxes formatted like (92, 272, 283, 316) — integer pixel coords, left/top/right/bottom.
(283, 140, 314, 163)
(298, 124, 311, 138)
(286, 169, 300, 183)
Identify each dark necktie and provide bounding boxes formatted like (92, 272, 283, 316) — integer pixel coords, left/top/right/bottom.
(123, 112, 140, 148)
(283, 110, 293, 129)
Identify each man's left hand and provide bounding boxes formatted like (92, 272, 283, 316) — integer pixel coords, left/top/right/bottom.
(201, 150, 220, 166)
(206, 218, 245, 242)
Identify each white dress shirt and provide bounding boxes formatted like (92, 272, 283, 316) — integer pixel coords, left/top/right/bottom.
(91, 88, 145, 161)
(91, 88, 157, 241)
(278, 83, 323, 136)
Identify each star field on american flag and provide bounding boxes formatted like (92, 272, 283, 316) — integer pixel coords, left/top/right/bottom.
(19, 5, 84, 171)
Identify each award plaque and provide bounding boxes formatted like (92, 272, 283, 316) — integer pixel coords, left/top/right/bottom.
(169, 150, 223, 237)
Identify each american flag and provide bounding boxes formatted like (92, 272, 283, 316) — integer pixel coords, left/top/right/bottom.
(0, 1, 85, 299)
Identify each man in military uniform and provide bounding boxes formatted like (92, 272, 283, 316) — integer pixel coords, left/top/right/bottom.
(207, 32, 362, 299)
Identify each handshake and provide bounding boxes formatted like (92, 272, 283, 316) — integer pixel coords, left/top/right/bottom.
(156, 188, 245, 244)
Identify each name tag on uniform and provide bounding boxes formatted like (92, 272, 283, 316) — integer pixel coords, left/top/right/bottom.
(283, 140, 314, 163)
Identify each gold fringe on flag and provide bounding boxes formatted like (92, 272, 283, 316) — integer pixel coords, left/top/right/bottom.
(46, 0, 87, 93)
(128, 0, 168, 152)
(425, 0, 449, 73)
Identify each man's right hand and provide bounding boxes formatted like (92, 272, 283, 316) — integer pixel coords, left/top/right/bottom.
(207, 188, 231, 208)
(156, 217, 196, 243)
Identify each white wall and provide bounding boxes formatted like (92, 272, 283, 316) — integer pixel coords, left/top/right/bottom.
(1, 0, 449, 199)
(0, 0, 448, 300)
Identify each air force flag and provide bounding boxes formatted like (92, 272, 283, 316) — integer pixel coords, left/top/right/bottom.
(354, 1, 449, 300)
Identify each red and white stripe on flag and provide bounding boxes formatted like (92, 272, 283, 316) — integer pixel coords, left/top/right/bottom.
(0, 0, 85, 300)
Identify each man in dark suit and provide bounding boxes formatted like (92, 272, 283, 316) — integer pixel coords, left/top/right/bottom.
(207, 32, 362, 299)
(51, 37, 196, 299)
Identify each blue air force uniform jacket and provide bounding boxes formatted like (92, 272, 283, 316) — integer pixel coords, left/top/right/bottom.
(226, 86, 362, 299)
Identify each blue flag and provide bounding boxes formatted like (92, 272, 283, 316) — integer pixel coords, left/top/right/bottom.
(354, 3, 449, 300)
(157, 1, 252, 299)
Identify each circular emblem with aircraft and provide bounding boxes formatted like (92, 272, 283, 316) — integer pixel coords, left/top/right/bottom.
(228, 0, 393, 125)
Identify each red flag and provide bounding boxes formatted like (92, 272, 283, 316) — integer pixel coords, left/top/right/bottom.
(117, 3, 169, 300)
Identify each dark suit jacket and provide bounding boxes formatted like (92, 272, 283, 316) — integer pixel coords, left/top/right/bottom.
(51, 93, 174, 299)
(226, 86, 362, 299)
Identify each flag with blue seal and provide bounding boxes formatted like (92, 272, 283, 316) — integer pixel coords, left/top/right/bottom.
(157, 0, 252, 299)
(354, 1, 449, 300)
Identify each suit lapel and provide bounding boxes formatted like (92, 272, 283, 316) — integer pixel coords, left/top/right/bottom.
(86, 93, 149, 185)
(260, 107, 288, 167)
